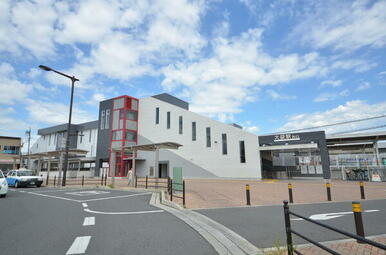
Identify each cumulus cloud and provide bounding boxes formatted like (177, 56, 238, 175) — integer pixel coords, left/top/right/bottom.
(0, 63, 32, 104)
(356, 81, 371, 91)
(280, 100, 386, 134)
(267, 90, 296, 100)
(313, 90, 349, 102)
(320, 80, 342, 88)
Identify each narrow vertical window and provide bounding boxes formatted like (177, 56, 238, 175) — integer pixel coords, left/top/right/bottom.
(179, 116, 183, 134)
(206, 127, 211, 147)
(222, 134, 227, 155)
(89, 130, 92, 142)
(54, 133, 57, 145)
(100, 110, 105, 130)
(167, 111, 171, 129)
(80, 131, 83, 144)
(156, 107, 159, 124)
(192, 122, 196, 141)
(48, 134, 51, 146)
(239, 141, 246, 163)
(105, 109, 110, 129)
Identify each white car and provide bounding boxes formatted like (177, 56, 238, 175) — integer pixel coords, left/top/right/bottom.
(6, 169, 43, 188)
(0, 170, 8, 197)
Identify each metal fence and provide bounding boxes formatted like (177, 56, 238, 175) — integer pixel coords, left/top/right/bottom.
(330, 167, 386, 181)
(46, 174, 108, 187)
(135, 176, 169, 190)
(169, 179, 185, 207)
(283, 200, 386, 254)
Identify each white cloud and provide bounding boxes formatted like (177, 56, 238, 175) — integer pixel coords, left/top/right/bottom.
(356, 81, 371, 91)
(0, 107, 30, 136)
(320, 80, 342, 87)
(0, 63, 32, 104)
(267, 90, 296, 100)
(379, 71, 386, 75)
(313, 89, 349, 102)
(292, 0, 386, 52)
(162, 28, 328, 120)
(86, 93, 106, 106)
(280, 100, 386, 134)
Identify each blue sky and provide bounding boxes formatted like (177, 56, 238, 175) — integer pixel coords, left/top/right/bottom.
(1, 0, 386, 146)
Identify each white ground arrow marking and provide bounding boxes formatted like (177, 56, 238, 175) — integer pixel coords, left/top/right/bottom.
(292, 210, 379, 221)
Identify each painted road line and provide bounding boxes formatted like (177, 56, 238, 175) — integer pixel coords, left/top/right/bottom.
(292, 209, 380, 221)
(66, 236, 91, 255)
(83, 217, 95, 226)
(80, 192, 151, 202)
(84, 208, 164, 215)
(26, 191, 80, 202)
(33, 188, 86, 193)
(82, 203, 88, 208)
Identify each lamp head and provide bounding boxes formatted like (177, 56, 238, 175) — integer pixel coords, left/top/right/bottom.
(38, 65, 52, 71)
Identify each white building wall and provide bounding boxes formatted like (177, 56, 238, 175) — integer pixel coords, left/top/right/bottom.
(137, 97, 261, 179)
(76, 128, 98, 157)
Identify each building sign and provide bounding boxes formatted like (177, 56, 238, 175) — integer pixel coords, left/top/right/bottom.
(274, 134, 300, 142)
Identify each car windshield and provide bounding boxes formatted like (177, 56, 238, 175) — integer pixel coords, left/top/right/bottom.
(17, 171, 34, 176)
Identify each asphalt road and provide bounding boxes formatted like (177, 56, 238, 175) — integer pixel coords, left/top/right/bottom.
(196, 199, 386, 248)
(0, 187, 216, 255)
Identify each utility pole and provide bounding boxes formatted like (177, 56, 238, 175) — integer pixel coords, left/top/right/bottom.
(26, 128, 31, 168)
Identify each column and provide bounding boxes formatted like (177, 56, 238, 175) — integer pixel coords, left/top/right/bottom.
(154, 146, 159, 178)
(131, 149, 136, 187)
(47, 160, 51, 181)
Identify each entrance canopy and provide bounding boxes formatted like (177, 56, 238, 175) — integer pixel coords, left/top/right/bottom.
(116, 142, 182, 152)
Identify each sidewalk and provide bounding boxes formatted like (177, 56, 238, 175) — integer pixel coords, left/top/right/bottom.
(183, 179, 386, 209)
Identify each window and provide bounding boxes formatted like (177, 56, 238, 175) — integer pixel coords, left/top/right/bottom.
(156, 107, 159, 124)
(206, 127, 211, 147)
(100, 110, 105, 130)
(80, 131, 83, 144)
(89, 130, 92, 142)
(48, 134, 51, 146)
(239, 141, 246, 163)
(192, 122, 196, 141)
(126, 111, 137, 121)
(54, 133, 57, 145)
(222, 134, 227, 155)
(105, 109, 110, 129)
(179, 116, 183, 134)
(126, 131, 136, 141)
(167, 111, 171, 129)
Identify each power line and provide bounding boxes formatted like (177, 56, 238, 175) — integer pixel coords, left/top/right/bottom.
(275, 114, 386, 134)
(330, 124, 386, 135)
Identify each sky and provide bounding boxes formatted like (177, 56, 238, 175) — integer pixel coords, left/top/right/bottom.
(1, 0, 386, 147)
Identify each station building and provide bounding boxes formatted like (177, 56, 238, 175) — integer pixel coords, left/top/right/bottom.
(0, 136, 22, 170)
(29, 93, 386, 181)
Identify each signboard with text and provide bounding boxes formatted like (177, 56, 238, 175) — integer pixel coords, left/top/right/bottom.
(274, 134, 300, 142)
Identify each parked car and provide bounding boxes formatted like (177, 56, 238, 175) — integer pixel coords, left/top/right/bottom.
(0, 170, 8, 197)
(6, 169, 43, 188)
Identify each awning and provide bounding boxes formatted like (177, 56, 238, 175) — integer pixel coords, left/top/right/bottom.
(115, 142, 182, 152)
(28, 149, 88, 159)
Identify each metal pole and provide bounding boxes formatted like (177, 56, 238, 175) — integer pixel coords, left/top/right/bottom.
(135, 175, 137, 188)
(183, 180, 186, 207)
(359, 181, 365, 199)
(170, 181, 173, 201)
(62, 78, 76, 186)
(288, 183, 294, 203)
(283, 200, 293, 255)
(82, 175, 84, 187)
(104, 173, 107, 186)
(27, 128, 31, 169)
(146, 175, 148, 189)
(246, 184, 251, 205)
(326, 182, 332, 201)
(352, 201, 365, 243)
(53, 175, 56, 186)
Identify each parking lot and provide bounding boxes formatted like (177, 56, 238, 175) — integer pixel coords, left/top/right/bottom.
(0, 187, 216, 255)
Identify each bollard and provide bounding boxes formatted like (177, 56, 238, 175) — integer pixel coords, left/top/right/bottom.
(326, 182, 332, 201)
(101, 175, 104, 185)
(46, 174, 49, 186)
(359, 181, 365, 199)
(167, 177, 171, 195)
(53, 176, 56, 186)
(145, 176, 148, 189)
(288, 183, 294, 203)
(104, 173, 107, 186)
(246, 184, 251, 206)
(82, 176, 84, 187)
(170, 181, 173, 201)
(135, 175, 137, 188)
(352, 201, 365, 243)
(283, 200, 294, 255)
(183, 180, 186, 207)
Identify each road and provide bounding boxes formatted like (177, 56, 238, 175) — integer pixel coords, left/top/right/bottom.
(196, 199, 386, 248)
(0, 187, 216, 255)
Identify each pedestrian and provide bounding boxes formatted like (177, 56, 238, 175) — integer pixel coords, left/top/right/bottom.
(127, 168, 133, 186)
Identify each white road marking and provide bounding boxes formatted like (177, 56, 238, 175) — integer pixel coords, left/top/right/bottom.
(66, 236, 91, 255)
(80, 192, 151, 202)
(25, 191, 80, 202)
(84, 208, 164, 215)
(82, 217, 95, 226)
(67, 190, 110, 196)
(33, 188, 86, 193)
(82, 203, 88, 208)
(293, 209, 380, 221)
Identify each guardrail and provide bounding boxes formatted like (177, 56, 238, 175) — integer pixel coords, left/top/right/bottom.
(169, 179, 185, 207)
(46, 174, 108, 187)
(283, 200, 386, 254)
(135, 175, 169, 190)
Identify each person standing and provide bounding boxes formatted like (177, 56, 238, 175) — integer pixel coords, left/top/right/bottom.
(127, 168, 133, 186)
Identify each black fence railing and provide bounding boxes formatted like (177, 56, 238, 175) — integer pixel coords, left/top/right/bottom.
(47, 174, 108, 187)
(169, 179, 185, 207)
(283, 200, 386, 254)
(135, 175, 169, 190)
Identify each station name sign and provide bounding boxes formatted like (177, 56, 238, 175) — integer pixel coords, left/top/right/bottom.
(274, 134, 300, 142)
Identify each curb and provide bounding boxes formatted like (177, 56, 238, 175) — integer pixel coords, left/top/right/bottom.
(151, 191, 263, 255)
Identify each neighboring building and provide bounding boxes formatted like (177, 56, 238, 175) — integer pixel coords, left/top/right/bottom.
(30, 93, 386, 181)
(0, 136, 22, 170)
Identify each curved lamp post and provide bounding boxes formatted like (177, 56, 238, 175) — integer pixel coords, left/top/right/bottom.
(38, 65, 79, 186)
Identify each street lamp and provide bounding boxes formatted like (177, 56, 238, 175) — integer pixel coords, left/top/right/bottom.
(39, 65, 79, 186)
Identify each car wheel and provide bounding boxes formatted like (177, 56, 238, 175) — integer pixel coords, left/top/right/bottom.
(37, 184, 41, 188)
(0, 194, 6, 198)
(14, 181, 19, 188)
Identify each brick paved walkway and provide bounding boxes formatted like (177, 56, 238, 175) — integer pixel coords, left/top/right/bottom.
(183, 179, 386, 209)
(295, 236, 386, 255)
